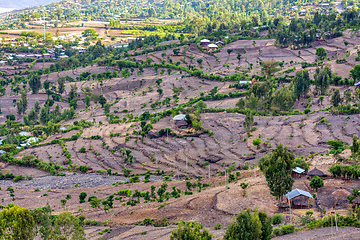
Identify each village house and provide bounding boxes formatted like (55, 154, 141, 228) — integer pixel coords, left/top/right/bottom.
(286, 188, 313, 209)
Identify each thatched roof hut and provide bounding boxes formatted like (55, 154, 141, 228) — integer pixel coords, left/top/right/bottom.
(332, 188, 351, 197)
(308, 167, 324, 177)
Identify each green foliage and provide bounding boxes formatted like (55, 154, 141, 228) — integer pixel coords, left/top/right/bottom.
(243, 111, 254, 132)
(315, 47, 327, 60)
(0, 205, 35, 240)
(350, 64, 360, 81)
(214, 222, 222, 230)
(50, 211, 86, 239)
(314, 66, 331, 96)
(309, 176, 324, 191)
(293, 69, 310, 100)
(170, 220, 212, 240)
(293, 158, 309, 172)
(272, 213, 283, 225)
(327, 139, 346, 155)
(259, 144, 294, 200)
(331, 88, 341, 107)
(224, 208, 272, 240)
(29, 74, 42, 94)
(79, 192, 87, 203)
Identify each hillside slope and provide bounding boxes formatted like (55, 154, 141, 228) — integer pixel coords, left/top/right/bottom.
(0, 0, 61, 9)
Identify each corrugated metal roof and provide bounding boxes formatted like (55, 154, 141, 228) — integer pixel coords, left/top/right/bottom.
(292, 167, 305, 174)
(173, 114, 186, 121)
(286, 188, 313, 200)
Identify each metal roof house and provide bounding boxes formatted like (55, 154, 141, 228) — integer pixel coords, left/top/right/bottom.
(286, 188, 313, 209)
(292, 167, 305, 178)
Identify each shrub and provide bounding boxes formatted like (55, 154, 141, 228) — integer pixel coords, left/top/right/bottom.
(79, 147, 86, 153)
(214, 222, 222, 230)
(90, 135, 101, 140)
(272, 213, 283, 225)
(66, 194, 71, 200)
(79, 192, 87, 203)
(273, 228, 282, 236)
(79, 165, 89, 173)
(281, 224, 294, 235)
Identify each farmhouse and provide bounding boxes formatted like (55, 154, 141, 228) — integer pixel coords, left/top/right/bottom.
(286, 188, 313, 209)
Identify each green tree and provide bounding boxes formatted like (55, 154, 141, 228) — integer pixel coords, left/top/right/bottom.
(84, 95, 91, 108)
(243, 111, 254, 132)
(331, 88, 341, 107)
(194, 100, 207, 111)
(104, 103, 110, 114)
(6, 129, 19, 145)
(315, 47, 327, 60)
(272, 86, 295, 112)
(157, 88, 163, 95)
(29, 74, 42, 94)
(17, 98, 24, 114)
(57, 77, 65, 94)
(237, 52, 242, 62)
(351, 64, 360, 82)
(227, 49, 233, 55)
(173, 48, 180, 55)
(314, 66, 331, 95)
(69, 84, 78, 101)
(28, 107, 38, 122)
(20, 88, 27, 113)
(43, 80, 50, 90)
(351, 135, 360, 158)
(170, 220, 212, 240)
(293, 69, 310, 100)
(260, 61, 280, 78)
(49, 212, 86, 240)
(34, 100, 41, 113)
(224, 208, 270, 240)
(70, 99, 77, 110)
(79, 192, 87, 203)
(99, 95, 107, 107)
(259, 144, 295, 202)
(309, 175, 324, 191)
(0, 205, 35, 240)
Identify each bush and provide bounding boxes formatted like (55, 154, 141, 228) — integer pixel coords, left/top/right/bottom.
(79, 147, 86, 153)
(273, 228, 282, 236)
(214, 222, 222, 230)
(79, 165, 89, 173)
(281, 224, 294, 235)
(79, 192, 87, 203)
(272, 213, 283, 225)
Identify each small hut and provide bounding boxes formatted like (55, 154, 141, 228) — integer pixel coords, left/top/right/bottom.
(292, 167, 305, 178)
(307, 167, 324, 178)
(332, 187, 351, 207)
(285, 188, 313, 209)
